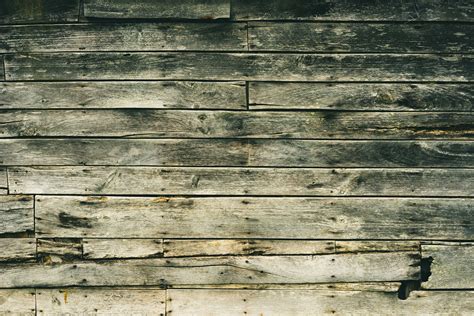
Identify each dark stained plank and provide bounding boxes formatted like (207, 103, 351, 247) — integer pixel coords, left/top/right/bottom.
(0, 195, 34, 235)
(10, 167, 473, 196)
(0, 23, 247, 53)
(0, 167, 7, 194)
(83, 239, 164, 259)
(37, 238, 83, 264)
(249, 83, 474, 111)
(1, 139, 473, 167)
(1, 110, 473, 139)
(34, 196, 473, 239)
(0, 55, 4, 80)
(248, 22, 473, 53)
(83, 0, 230, 19)
(0, 0, 79, 24)
(5, 53, 473, 81)
(0, 238, 36, 262)
(232, 0, 474, 21)
(0, 290, 35, 316)
(0, 81, 246, 109)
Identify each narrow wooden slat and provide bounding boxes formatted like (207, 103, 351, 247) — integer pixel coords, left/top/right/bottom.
(36, 288, 166, 315)
(0, 23, 247, 53)
(84, 0, 230, 19)
(0, 55, 4, 80)
(422, 243, 473, 289)
(0, 290, 35, 315)
(37, 238, 82, 264)
(0, 253, 420, 287)
(232, 0, 474, 21)
(166, 289, 474, 315)
(168, 283, 401, 291)
(83, 239, 164, 259)
(0, 81, 246, 109)
(248, 22, 473, 53)
(0, 0, 79, 24)
(249, 83, 474, 111)
(0, 238, 36, 262)
(1, 110, 473, 139)
(0, 167, 7, 194)
(336, 241, 420, 253)
(5, 53, 473, 81)
(35, 196, 472, 239)
(0, 195, 34, 235)
(10, 167, 473, 196)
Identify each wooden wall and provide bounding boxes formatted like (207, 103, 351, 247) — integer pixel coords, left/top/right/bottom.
(0, 0, 473, 314)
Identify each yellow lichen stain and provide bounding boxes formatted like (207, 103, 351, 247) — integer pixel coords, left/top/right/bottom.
(64, 290, 68, 304)
(153, 197, 171, 203)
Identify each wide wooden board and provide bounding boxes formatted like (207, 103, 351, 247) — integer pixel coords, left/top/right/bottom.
(0, 238, 36, 262)
(83, 239, 164, 259)
(0, 0, 79, 24)
(0, 195, 34, 235)
(0, 290, 35, 316)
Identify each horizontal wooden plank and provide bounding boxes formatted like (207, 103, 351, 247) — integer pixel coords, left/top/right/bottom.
(0, 195, 34, 235)
(0, 55, 3, 80)
(249, 83, 474, 111)
(249, 22, 473, 53)
(0, 167, 6, 194)
(0, 81, 246, 110)
(1, 110, 473, 139)
(422, 243, 473, 289)
(0, 290, 35, 316)
(232, 0, 474, 21)
(37, 238, 82, 264)
(5, 53, 473, 81)
(336, 241, 420, 253)
(2, 139, 473, 167)
(0, 23, 247, 53)
(84, 0, 230, 19)
(166, 289, 474, 315)
(37, 288, 165, 315)
(0, 0, 79, 24)
(0, 238, 36, 262)
(0, 253, 420, 287)
(83, 239, 164, 259)
(10, 167, 473, 196)
(35, 196, 473, 239)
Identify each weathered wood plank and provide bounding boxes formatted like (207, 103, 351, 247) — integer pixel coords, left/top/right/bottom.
(164, 240, 334, 257)
(10, 167, 473, 196)
(37, 238, 83, 264)
(0, 253, 420, 287)
(0, 0, 79, 24)
(5, 53, 473, 81)
(422, 243, 473, 289)
(35, 196, 473, 239)
(336, 241, 420, 253)
(0, 81, 245, 110)
(0, 55, 4, 81)
(83, 239, 164, 259)
(0, 195, 33, 235)
(0, 290, 35, 316)
(2, 139, 473, 167)
(1, 110, 473, 139)
(0, 23, 247, 53)
(249, 22, 473, 53)
(166, 289, 474, 315)
(167, 283, 401, 291)
(0, 167, 7, 194)
(249, 83, 474, 111)
(84, 0, 230, 19)
(232, 0, 474, 21)
(36, 288, 166, 315)
(0, 238, 36, 262)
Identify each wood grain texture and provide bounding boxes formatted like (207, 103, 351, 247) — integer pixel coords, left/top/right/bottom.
(232, 0, 474, 21)
(0, 238, 36, 262)
(36, 288, 166, 316)
(0, 253, 420, 287)
(0, 81, 246, 110)
(35, 196, 473, 239)
(422, 243, 473, 289)
(0, 23, 247, 53)
(166, 289, 474, 315)
(84, 239, 164, 259)
(0, 290, 35, 316)
(5, 53, 473, 81)
(84, 0, 230, 19)
(248, 22, 473, 53)
(0, 55, 4, 81)
(1, 110, 473, 139)
(336, 241, 420, 253)
(37, 238, 82, 264)
(0, 168, 6, 194)
(2, 139, 473, 167)
(0, 195, 34, 235)
(249, 83, 474, 111)
(0, 0, 79, 24)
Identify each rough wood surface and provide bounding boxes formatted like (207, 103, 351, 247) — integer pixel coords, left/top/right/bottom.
(0, 253, 420, 287)
(422, 243, 474, 289)
(0, 0, 79, 24)
(232, 0, 474, 21)
(0, 55, 4, 81)
(37, 238, 82, 264)
(5, 53, 473, 81)
(248, 22, 473, 53)
(36, 288, 166, 315)
(83, 239, 164, 259)
(0, 290, 35, 316)
(9, 167, 473, 196)
(0, 168, 7, 194)
(35, 196, 473, 239)
(84, 0, 230, 19)
(249, 83, 474, 111)
(1, 110, 473, 139)
(0, 195, 34, 235)
(336, 241, 420, 253)
(0, 23, 247, 52)
(166, 289, 474, 315)
(0, 238, 36, 262)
